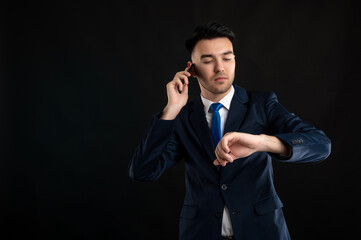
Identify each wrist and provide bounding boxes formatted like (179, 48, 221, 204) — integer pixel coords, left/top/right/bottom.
(259, 134, 290, 156)
(160, 104, 183, 120)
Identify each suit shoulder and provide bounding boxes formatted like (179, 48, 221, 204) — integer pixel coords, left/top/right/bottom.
(246, 90, 278, 103)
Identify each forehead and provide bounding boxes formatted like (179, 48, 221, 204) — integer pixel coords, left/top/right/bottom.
(192, 37, 234, 59)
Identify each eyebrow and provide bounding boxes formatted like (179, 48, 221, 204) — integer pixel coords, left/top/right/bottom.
(200, 51, 234, 59)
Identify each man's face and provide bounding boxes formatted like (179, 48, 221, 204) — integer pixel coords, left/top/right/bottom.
(191, 37, 235, 100)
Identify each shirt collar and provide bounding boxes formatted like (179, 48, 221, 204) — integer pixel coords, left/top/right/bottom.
(200, 85, 235, 113)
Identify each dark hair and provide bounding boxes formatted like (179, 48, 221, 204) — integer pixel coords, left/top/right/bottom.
(185, 21, 236, 54)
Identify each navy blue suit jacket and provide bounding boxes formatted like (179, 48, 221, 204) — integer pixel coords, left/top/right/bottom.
(129, 85, 331, 240)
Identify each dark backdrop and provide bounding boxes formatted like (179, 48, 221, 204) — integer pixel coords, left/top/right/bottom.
(1, 0, 360, 239)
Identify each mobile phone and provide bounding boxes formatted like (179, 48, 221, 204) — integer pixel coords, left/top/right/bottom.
(188, 63, 197, 76)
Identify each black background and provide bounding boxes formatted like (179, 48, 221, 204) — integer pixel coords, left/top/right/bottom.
(1, 0, 360, 239)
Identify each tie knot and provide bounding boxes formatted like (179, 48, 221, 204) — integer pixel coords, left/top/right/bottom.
(210, 103, 223, 113)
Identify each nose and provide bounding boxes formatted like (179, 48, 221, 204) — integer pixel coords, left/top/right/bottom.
(214, 59, 224, 73)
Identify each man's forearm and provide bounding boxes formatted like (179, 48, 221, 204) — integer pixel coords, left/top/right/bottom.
(214, 132, 292, 166)
(160, 104, 183, 120)
(258, 134, 291, 157)
(129, 114, 179, 181)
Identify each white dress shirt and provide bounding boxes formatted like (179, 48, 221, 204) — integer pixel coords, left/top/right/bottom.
(200, 85, 235, 237)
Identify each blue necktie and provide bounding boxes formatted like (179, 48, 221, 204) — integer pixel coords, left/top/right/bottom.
(210, 103, 223, 147)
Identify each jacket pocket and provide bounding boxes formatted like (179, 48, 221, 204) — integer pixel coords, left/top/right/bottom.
(253, 195, 283, 216)
(180, 205, 198, 219)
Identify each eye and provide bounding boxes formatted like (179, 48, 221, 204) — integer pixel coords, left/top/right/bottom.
(223, 58, 231, 61)
(203, 60, 213, 64)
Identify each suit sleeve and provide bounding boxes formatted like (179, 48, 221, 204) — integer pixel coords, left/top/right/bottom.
(265, 92, 331, 163)
(129, 113, 183, 181)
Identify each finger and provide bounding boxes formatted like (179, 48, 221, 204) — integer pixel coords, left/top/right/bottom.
(176, 75, 190, 93)
(179, 68, 191, 78)
(173, 78, 184, 92)
(215, 145, 224, 160)
(214, 145, 221, 161)
(214, 158, 227, 166)
(215, 149, 230, 166)
(214, 148, 226, 166)
(216, 144, 232, 163)
(175, 71, 190, 81)
(182, 82, 188, 95)
(184, 65, 191, 72)
(178, 73, 190, 85)
(228, 152, 237, 160)
(220, 137, 231, 155)
(184, 68, 192, 77)
(217, 154, 235, 163)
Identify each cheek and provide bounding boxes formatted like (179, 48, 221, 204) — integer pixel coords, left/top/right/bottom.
(226, 62, 235, 72)
(225, 66, 235, 78)
(197, 66, 213, 79)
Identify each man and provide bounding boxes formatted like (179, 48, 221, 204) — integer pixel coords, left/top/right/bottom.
(129, 21, 331, 240)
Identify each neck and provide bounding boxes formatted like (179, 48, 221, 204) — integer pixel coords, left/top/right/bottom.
(201, 86, 232, 103)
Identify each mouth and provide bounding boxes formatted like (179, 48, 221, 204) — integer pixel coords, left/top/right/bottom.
(214, 76, 228, 82)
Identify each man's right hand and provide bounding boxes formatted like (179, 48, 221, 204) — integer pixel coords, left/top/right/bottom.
(161, 68, 191, 120)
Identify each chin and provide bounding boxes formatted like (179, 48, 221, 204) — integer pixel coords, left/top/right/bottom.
(211, 85, 232, 95)
(198, 78, 234, 96)
(216, 82, 233, 91)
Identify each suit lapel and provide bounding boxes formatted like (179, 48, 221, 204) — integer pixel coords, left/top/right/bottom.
(189, 97, 216, 162)
(224, 85, 249, 134)
(221, 85, 249, 178)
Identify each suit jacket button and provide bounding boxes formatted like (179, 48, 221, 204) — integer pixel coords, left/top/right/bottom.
(221, 184, 228, 191)
(215, 212, 222, 218)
